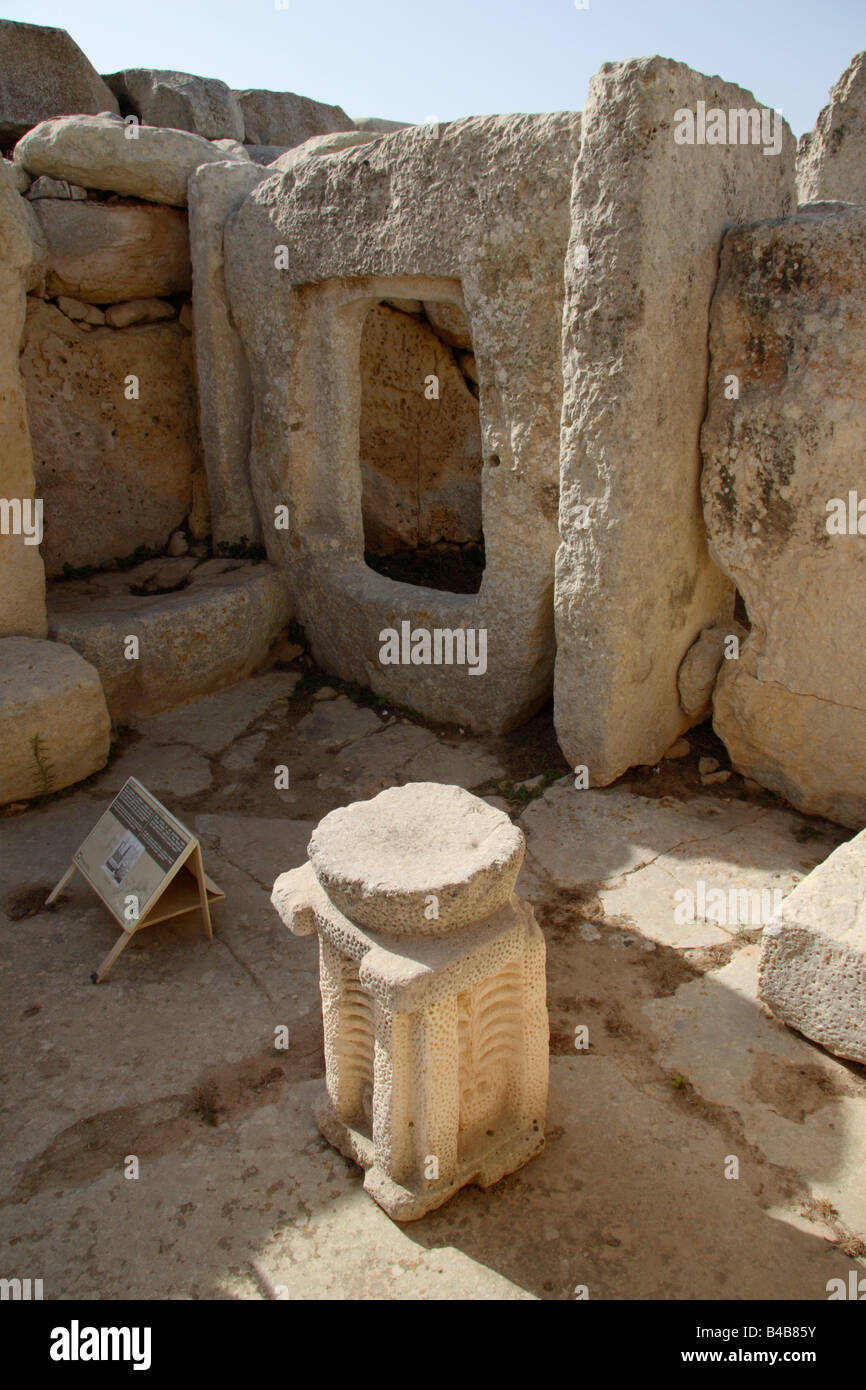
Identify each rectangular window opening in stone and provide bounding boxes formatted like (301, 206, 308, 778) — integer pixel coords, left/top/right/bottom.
(358, 297, 485, 595)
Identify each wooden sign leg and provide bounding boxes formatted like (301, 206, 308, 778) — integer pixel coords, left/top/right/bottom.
(46, 864, 76, 906)
(91, 927, 137, 985)
(192, 843, 214, 941)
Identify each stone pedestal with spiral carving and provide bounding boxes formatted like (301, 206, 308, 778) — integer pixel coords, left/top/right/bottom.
(271, 782, 549, 1221)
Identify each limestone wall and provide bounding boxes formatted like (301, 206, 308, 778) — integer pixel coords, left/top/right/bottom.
(0, 16, 863, 827)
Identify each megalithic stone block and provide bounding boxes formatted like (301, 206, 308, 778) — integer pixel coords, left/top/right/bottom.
(759, 826, 866, 1065)
(271, 782, 549, 1221)
(554, 56, 796, 785)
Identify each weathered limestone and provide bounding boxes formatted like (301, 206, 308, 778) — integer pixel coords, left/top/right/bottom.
(554, 57, 796, 785)
(269, 129, 378, 172)
(0, 20, 119, 145)
(25, 175, 87, 200)
(234, 88, 353, 148)
(104, 69, 245, 142)
(104, 297, 175, 328)
(760, 827, 866, 1064)
(13, 112, 246, 207)
(0, 162, 47, 639)
(31, 198, 191, 301)
(225, 114, 582, 732)
(359, 303, 482, 552)
(211, 138, 249, 161)
(3, 156, 29, 193)
(187, 160, 269, 546)
(423, 300, 472, 349)
(21, 301, 202, 575)
(702, 205, 866, 829)
(678, 621, 749, 723)
(798, 52, 866, 205)
(0, 637, 110, 803)
(244, 145, 289, 166)
(354, 117, 413, 133)
(49, 560, 289, 722)
(272, 782, 549, 1221)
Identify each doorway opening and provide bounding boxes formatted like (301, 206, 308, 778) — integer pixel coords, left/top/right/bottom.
(358, 298, 485, 594)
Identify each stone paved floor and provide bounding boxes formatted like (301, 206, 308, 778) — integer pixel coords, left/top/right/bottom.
(0, 660, 863, 1300)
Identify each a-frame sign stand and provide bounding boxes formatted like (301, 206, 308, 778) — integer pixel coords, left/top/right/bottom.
(46, 778, 224, 983)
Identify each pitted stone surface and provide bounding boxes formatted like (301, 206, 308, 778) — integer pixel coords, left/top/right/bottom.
(225, 112, 581, 733)
(307, 782, 524, 934)
(554, 56, 796, 784)
(0, 20, 119, 144)
(798, 52, 866, 204)
(759, 827, 866, 1064)
(701, 205, 866, 828)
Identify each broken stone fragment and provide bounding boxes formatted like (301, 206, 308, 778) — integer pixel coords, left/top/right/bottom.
(678, 621, 749, 722)
(104, 297, 176, 328)
(211, 138, 249, 161)
(0, 637, 110, 804)
(422, 300, 473, 349)
(759, 826, 866, 1064)
(2, 156, 30, 193)
(55, 294, 105, 325)
(25, 175, 87, 200)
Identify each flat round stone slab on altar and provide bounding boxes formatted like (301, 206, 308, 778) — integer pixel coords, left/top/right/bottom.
(307, 782, 524, 934)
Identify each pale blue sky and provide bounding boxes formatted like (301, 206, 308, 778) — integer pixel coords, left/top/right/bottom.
(5, 0, 864, 136)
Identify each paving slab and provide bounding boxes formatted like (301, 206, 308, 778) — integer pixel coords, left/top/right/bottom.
(137, 673, 300, 754)
(294, 697, 382, 751)
(646, 947, 866, 1241)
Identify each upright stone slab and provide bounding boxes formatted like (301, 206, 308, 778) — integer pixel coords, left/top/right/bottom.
(188, 160, 269, 547)
(0, 162, 46, 638)
(798, 52, 866, 205)
(554, 57, 796, 785)
(0, 20, 119, 145)
(760, 827, 866, 1065)
(21, 301, 202, 576)
(272, 783, 549, 1221)
(224, 114, 581, 732)
(701, 205, 866, 829)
